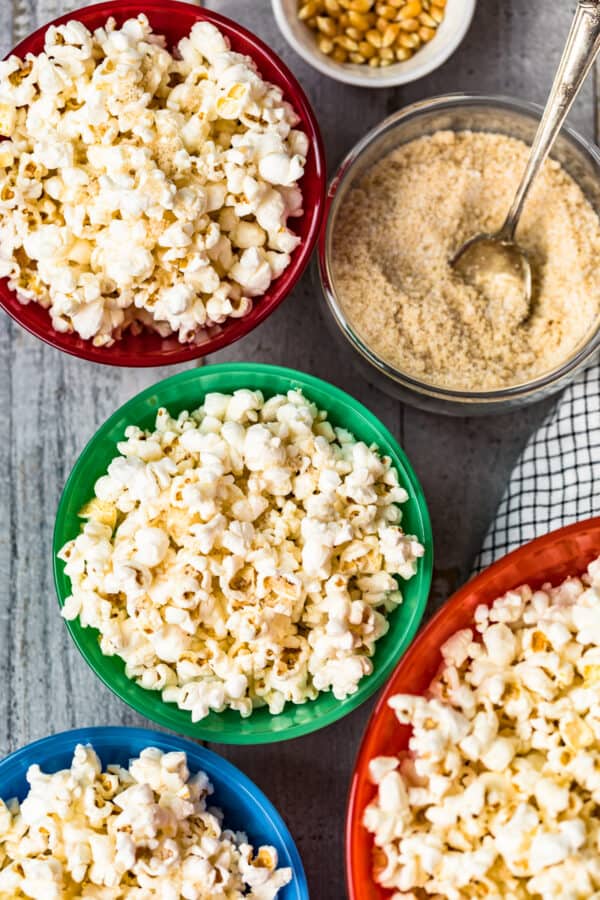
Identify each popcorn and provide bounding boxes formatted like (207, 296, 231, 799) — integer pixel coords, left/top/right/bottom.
(0, 16, 308, 347)
(365, 557, 600, 899)
(0, 745, 291, 898)
(59, 389, 424, 720)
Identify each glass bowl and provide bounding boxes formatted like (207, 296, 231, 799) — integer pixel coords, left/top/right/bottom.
(345, 516, 600, 900)
(319, 93, 600, 415)
(0, 726, 308, 900)
(53, 362, 433, 744)
(0, 0, 326, 367)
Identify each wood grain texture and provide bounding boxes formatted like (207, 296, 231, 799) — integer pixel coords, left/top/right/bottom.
(0, 1, 597, 897)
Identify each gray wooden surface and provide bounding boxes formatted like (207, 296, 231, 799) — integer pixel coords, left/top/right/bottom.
(0, 1, 595, 897)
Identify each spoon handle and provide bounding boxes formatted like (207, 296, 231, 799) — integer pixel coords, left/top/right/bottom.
(501, 0, 600, 241)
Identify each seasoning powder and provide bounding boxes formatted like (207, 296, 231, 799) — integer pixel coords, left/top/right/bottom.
(331, 131, 600, 391)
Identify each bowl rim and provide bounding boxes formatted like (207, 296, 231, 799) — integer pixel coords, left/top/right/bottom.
(0, 0, 326, 367)
(345, 515, 600, 900)
(0, 725, 309, 900)
(52, 361, 433, 744)
(319, 91, 600, 404)
(271, 0, 477, 88)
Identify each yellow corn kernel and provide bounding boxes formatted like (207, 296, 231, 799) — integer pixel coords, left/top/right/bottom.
(324, 0, 341, 13)
(381, 22, 400, 45)
(398, 30, 421, 47)
(348, 0, 374, 10)
(349, 52, 366, 63)
(348, 9, 371, 28)
(395, 45, 413, 59)
(368, 55, 380, 66)
(317, 35, 335, 52)
(365, 28, 383, 46)
(419, 24, 436, 41)
(379, 57, 393, 65)
(339, 12, 351, 26)
(358, 39, 376, 57)
(398, 16, 419, 31)
(430, 4, 445, 22)
(316, 15, 338, 35)
(298, 0, 319, 19)
(336, 34, 359, 50)
(345, 26, 363, 40)
(375, 2, 396, 17)
(419, 10, 437, 26)
(379, 46, 394, 59)
(332, 46, 349, 61)
(397, 0, 422, 17)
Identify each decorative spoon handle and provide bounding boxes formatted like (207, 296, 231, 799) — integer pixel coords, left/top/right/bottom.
(500, 0, 600, 241)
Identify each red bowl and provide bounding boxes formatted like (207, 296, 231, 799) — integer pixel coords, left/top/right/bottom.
(346, 516, 600, 900)
(0, 0, 326, 367)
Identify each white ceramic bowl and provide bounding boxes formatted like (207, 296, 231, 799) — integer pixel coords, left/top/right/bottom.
(271, 0, 476, 87)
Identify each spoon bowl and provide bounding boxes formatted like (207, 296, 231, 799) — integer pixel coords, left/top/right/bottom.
(452, 233, 532, 328)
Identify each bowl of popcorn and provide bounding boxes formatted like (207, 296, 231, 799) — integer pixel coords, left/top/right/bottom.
(0, 726, 307, 898)
(53, 362, 432, 743)
(346, 516, 600, 900)
(272, 0, 476, 87)
(0, 1, 325, 366)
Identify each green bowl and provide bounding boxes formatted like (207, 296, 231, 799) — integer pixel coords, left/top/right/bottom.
(53, 363, 433, 744)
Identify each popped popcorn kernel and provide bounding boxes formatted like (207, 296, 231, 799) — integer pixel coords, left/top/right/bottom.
(58, 389, 423, 719)
(0, 744, 291, 898)
(365, 556, 600, 899)
(0, 16, 308, 345)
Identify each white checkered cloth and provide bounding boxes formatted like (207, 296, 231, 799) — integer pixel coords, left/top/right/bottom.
(473, 363, 600, 572)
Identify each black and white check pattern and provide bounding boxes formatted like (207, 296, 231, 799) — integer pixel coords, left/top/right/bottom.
(473, 363, 600, 572)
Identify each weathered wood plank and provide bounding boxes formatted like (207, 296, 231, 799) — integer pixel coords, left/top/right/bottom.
(0, 1, 595, 897)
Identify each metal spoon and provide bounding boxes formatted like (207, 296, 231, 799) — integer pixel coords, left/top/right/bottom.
(452, 0, 600, 327)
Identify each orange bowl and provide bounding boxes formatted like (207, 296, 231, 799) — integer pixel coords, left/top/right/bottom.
(346, 516, 600, 900)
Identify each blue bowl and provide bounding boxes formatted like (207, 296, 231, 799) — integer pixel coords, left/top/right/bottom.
(0, 727, 308, 900)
